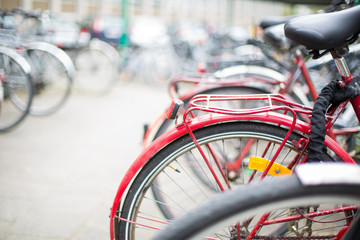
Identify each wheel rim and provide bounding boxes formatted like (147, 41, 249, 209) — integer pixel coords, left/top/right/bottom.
(118, 123, 316, 239)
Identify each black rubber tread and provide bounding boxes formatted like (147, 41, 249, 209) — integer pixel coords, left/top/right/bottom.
(153, 175, 360, 240)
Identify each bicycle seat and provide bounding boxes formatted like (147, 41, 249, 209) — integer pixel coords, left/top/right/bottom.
(284, 6, 360, 50)
(263, 24, 297, 50)
(259, 15, 298, 30)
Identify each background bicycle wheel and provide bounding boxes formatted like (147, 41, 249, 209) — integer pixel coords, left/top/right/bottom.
(0, 47, 33, 132)
(0, 79, 169, 239)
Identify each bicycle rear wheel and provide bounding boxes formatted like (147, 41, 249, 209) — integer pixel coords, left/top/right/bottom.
(73, 39, 120, 95)
(23, 42, 74, 116)
(0, 46, 33, 132)
(152, 164, 360, 240)
(115, 121, 336, 240)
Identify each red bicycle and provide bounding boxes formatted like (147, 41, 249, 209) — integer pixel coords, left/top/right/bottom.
(110, 5, 360, 240)
(142, 20, 360, 150)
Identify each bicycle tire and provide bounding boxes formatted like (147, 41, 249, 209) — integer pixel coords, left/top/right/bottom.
(116, 121, 336, 240)
(152, 163, 360, 240)
(22, 42, 74, 116)
(73, 39, 120, 95)
(0, 46, 33, 132)
(213, 64, 286, 82)
(142, 44, 180, 88)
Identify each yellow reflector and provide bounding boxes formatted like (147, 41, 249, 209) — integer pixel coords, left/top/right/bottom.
(248, 156, 292, 176)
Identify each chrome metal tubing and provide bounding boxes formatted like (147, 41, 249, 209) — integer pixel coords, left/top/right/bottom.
(334, 57, 351, 79)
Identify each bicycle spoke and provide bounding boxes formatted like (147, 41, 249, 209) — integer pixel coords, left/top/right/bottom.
(163, 170, 199, 205)
(187, 150, 220, 191)
(174, 159, 212, 198)
(150, 182, 188, 214)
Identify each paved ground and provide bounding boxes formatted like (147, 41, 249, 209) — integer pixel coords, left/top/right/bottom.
(0, 80, 169, 240)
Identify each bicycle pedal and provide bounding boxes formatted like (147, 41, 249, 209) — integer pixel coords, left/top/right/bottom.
(167, 99, 184, 120)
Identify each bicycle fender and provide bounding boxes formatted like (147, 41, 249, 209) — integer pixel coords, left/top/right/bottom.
(109, 112, 355, 239)
(110, 112, 307, 239)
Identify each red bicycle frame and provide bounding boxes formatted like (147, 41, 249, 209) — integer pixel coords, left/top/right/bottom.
(110, 47, 360, 240)
(110, 92, 357, 239)
(142, 49, 334, 149)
